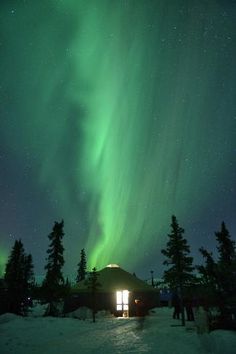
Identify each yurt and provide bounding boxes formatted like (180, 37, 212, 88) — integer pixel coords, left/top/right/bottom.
(64, 264, 159, 317)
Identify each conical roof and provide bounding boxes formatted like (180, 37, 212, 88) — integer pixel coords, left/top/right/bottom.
(73, 264, 156, 293)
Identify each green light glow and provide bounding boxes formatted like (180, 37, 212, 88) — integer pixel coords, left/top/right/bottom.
(74, 1, 235, 269)
(0, 247, 7, 277)
(0, 1, 235, 274)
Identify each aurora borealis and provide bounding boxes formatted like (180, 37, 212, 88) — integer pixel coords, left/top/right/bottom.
(0, 0, 235, 278)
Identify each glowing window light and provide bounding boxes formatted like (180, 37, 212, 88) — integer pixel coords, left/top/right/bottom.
(123, 290, 129, 304)
(116, 290, 129, 311)
(116, 291, 122, 305)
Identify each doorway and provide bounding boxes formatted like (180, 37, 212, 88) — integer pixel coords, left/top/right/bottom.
(116, 290, 129, 317)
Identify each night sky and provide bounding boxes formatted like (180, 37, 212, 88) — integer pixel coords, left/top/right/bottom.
(0, 0, 235, 280)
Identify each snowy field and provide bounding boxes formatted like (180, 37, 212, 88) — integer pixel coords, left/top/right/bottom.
(0, 307, 236, 354)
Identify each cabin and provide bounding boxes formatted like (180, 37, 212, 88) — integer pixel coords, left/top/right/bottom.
(64, 264, 159, 317)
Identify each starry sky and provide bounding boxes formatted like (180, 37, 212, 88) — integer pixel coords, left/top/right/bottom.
(0, 0, 235, 280)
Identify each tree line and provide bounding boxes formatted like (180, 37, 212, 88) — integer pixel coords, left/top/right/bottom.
(2, 220, 87, 315)
(161, 215, 236, 326)
(1, 216, 235, 321)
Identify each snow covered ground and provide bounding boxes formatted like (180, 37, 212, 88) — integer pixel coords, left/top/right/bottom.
(0, 307, 236, 354)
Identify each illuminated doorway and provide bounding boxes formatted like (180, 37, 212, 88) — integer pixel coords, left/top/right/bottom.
(116, 290, 129, 317)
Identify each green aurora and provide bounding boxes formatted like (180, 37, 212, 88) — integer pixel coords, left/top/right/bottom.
(0, 245, 7, 277)
(0, 0, 235, 275)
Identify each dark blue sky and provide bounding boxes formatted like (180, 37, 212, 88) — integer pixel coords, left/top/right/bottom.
(0, 0, 235, 279)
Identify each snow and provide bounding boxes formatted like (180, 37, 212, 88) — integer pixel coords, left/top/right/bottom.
(0, 307, 236, 354)
(28, 302, 48, 317)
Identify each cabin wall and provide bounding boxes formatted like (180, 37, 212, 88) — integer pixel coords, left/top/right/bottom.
(64, 290, 159, 316)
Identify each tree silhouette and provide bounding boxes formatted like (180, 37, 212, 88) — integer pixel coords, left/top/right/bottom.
(42, 220, 65, 314)
(87, 267, 101, 322)
(197, 247, 219, 306)
(215, 222, 236, 300)
(216, 222, 235, 266)
(161, 215, 194, 326)
(197, 222, 235, 312)
(198, 247, 218, 288)
(76, 248, 87, 282)
(4, 240, 34, 314)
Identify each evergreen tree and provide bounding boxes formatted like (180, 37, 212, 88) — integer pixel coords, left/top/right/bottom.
(215, 222, 236, 299)
(87, 267, 101, 322)
(22, 253, 35, 312)
(76, 248, 87, 282)
(61, 277, 71, 314)
(197, 247, 219, 305)
(4, 240, 34, 314)
(23, 254, 34, 289)
(42, 220, 65, 314)
(198, 247, 218, 287)
(197, 222, 236, 311)
(161, 215, 194, 326)
(216, 222, 235, 267)
(64, 277, 71, 294)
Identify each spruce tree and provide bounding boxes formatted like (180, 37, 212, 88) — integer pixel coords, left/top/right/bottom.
(76, 248, 87, 282)
(216, 222, 235, 267)
(23, 254, 34, 289)
(161, 215, 194, 326)
(215, 222, 236, 300)
(197, 247, 219, 305)
(197, 222, 236, 314)
(87, 267, 101, 322)
(4, 240, 34, 314)
(42, 220, 65, 313)
(198, 247, 218, 287)
(23, 254, 35, 312)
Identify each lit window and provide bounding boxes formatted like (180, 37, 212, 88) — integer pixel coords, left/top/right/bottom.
(116, 290, 129, 312)
(117, 291, 122, 304)
(123, 290, 129, 304)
